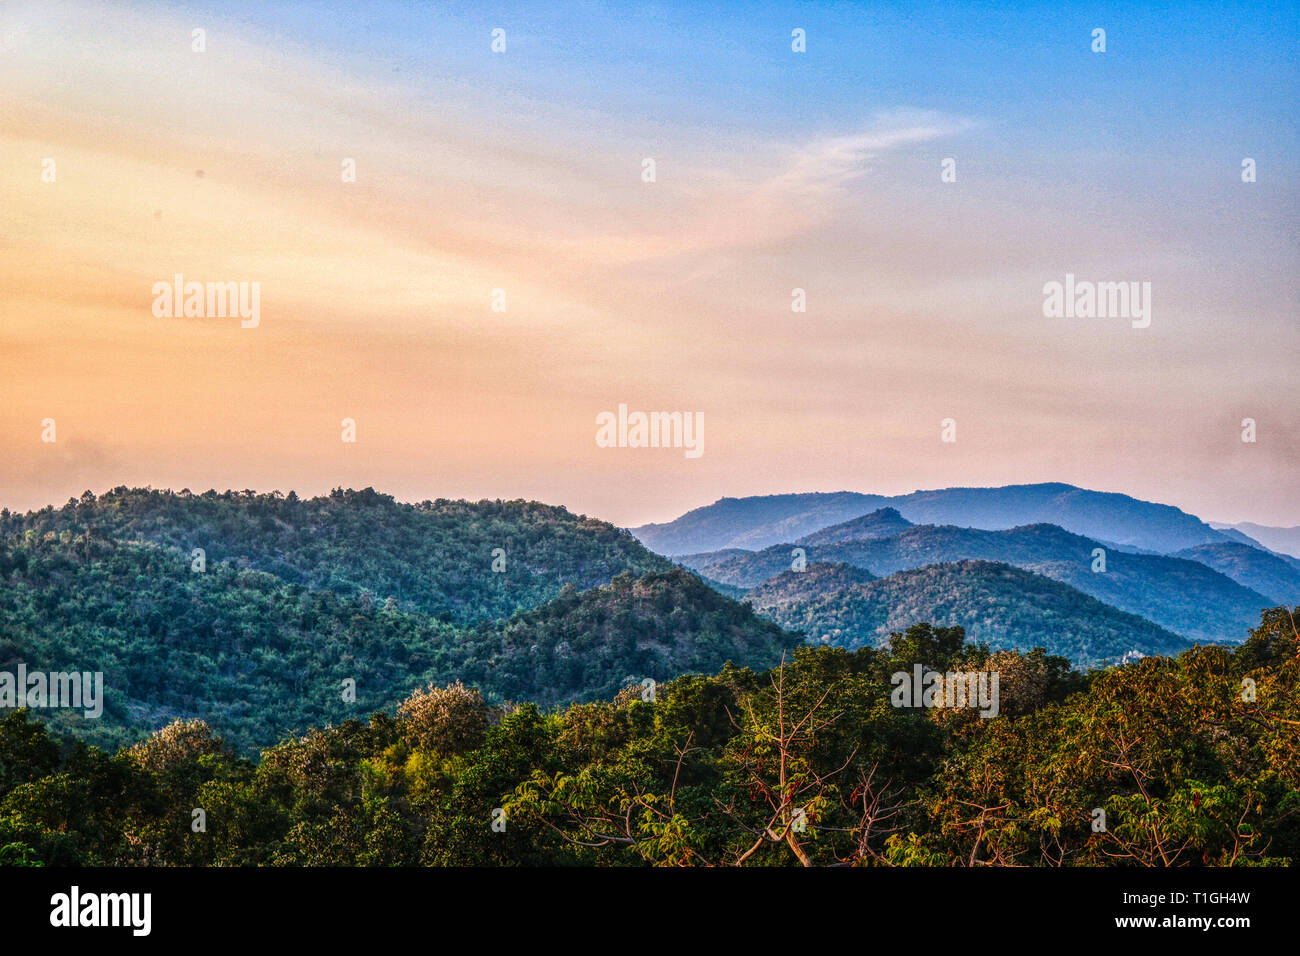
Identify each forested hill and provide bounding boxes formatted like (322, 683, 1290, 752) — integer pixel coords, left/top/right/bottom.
(457, 569, 800, 707)
(0, 505, 791, 754)
(749, 560, 1191, 667)
(0, 487, 672, 625)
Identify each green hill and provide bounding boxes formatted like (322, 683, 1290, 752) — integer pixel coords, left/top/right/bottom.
(0, 531, 457, 754)
(0, 487, 672, 625)
(458, 568, 799, 707)
(748, 559, 1192, 667)
(0, 492, 787, 754)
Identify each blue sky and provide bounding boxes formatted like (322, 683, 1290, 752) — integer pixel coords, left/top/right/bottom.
(3, 1, 1297, 524)
(168, 1, 1298, 147)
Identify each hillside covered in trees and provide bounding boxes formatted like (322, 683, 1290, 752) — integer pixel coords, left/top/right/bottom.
(749, 560, 1190, 666)
(0, 490, 784, 754)
(0, 485, 1287, 798)
(1, 609, 1295, 867)
(0, 487, 672, 625)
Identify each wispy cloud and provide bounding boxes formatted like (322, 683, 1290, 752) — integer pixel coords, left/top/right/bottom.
(765, 111, 974, 201)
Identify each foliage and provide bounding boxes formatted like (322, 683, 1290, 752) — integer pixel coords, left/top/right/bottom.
(750, 560, 1188, 667)
(0, 550, 789, 755)
(2, 611, 1294, 867)
(0, 487, 672, 625)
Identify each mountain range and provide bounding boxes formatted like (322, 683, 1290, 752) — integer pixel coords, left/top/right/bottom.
(633, 482, 1259, 555)
(1210, 521, 1300, 560)
(677, 515, 1293, 643)
(1, 483, 1292, 754)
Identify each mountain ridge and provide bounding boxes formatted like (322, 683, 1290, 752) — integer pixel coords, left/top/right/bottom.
(0, 524, 792, 754)
(1, 486, 674, 626)
(633, 482, 1238, 555)
(1211, 521, 1300, 560)
(748, 558, 1197, 667)
(681, 521, 1278, 643)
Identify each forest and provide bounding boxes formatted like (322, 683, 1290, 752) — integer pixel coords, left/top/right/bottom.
(1, 609, 1295, 867)
(2, 488, 1296, 867)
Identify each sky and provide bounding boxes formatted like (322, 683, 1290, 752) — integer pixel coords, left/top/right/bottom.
(1, 0, 1297, 528)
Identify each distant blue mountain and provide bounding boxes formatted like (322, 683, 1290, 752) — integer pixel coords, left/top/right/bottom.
(1171, 541, 1300, 605)
(796, 507, 914, 545)
(637, 491, 892, 554)
(680, 521, 1276, 644)
(634, 483, 1232, 556)
(1211, 521, 1300, 561)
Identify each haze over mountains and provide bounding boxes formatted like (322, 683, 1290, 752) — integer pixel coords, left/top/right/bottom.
(633, 483, 1255, 556)
(678, 518, 1291, 643)
(796, 507, 915, 545)
(1169, 542, 1300, 605)
(644, 482, 1294, 656)
(1210, 521, 1300, 560)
